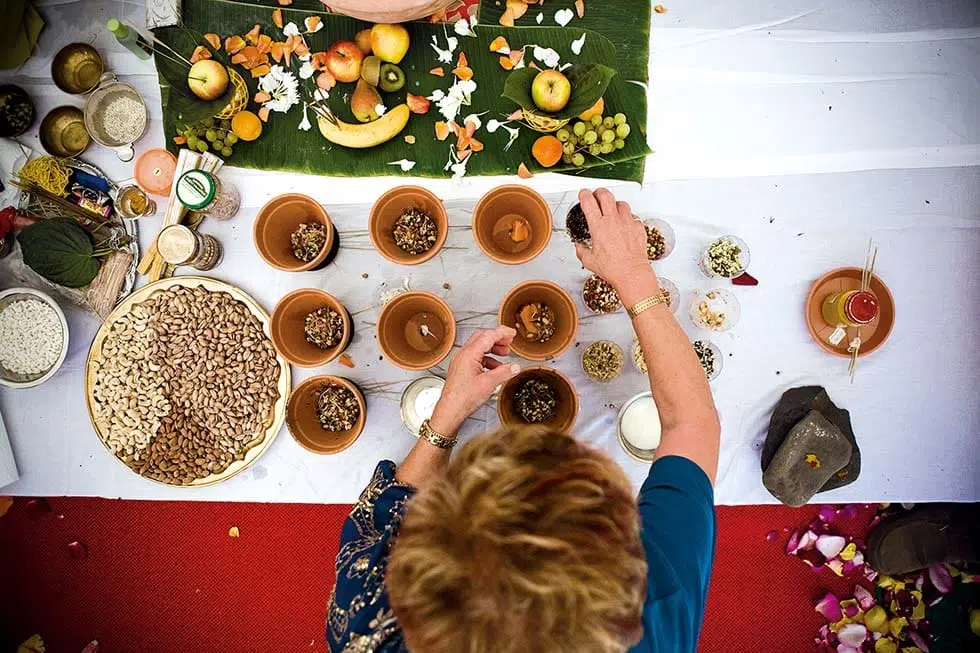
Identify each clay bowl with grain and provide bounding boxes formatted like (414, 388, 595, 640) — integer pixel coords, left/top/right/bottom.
(254, 193, 338, 272)
(286, 375, 366, 454)
(472, 184, 552, 265)
(498, 366, 578, 433)
(377, 291, 456, 371)
(499, 280, 578, 361)
(270, 289, 352, 368)
(369, 185, 448, 265)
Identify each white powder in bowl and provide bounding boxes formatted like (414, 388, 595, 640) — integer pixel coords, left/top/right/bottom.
(621, 396, 662, 451)
(0, 298, 64, 375)
(414, 386, 442, 422)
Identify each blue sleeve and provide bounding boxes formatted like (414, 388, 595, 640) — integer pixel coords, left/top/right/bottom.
(630, 456, 716, 653)
(327, 461, 416, 652)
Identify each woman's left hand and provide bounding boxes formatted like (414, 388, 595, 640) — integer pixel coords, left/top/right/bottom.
(428, 326, 521, 437)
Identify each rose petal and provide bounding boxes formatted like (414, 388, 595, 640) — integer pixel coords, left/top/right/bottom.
(816, 534, 847, 559)
(837, 647, 860, 653)
(841, 598, 861, 618)
(81, 641, 100, 653)
(838, 504, 859, 520)
(928, 564, 953, 594)
(799, 548, 826, 567)
(838, 623, 869, 647)
(854, 584, 876, 611)
(908, 631, 930, 652)
(827, 559, 845, 576)
(819, 505, 837, 522)
(765, 530, 779, 543)
(68, 540, 88, 559)
(786, 528, 801, 554)
(852, 551, 865, 566)
(816, 592, 844, 622)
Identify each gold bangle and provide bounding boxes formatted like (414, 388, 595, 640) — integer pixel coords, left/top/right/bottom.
(418, 419, 458, 449)
(627, 291, 669, 319)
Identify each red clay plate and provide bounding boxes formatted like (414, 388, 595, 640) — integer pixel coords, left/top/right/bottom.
(805, 267, 895, 357)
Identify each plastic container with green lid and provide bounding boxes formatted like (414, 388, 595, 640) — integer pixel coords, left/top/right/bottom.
(176, 169, 240, 220)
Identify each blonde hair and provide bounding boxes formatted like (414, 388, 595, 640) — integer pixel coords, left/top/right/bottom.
(387, 426, 646, 653)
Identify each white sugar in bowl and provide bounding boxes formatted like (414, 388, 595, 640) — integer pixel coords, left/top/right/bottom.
(0, 287, 70, 388)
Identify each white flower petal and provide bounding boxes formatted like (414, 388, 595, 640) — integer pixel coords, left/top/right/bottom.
(428, 89, 446, 101)
(536, 13, 544, 24)
(313, 88, 329, 102)
(486, 119, 501, 133)
(571, 33, 587, 56)
(283, 22, 300, 37)
(299, 61, 315, 80)
(453, 18, 476, 37)
(463, 114, 482, 131)
(298, 105, 311, 131)
(555, 8, 574, 27)
(446, 36, 459, 52)
(375, 103, 387, 117)
(388, 159, 416, 172)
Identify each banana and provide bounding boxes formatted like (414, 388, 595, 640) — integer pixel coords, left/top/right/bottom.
(317, 104, 410, 149)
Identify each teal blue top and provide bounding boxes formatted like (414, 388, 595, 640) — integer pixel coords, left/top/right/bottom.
(328, 456, 716, 653)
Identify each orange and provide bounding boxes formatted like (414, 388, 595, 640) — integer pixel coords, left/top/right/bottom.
(231, 110, 263, 141)
(531, 135, 563, 168)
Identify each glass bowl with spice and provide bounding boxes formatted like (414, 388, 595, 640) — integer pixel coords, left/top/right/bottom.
(370, 186, 448, 265)
(641, 217, 675, 261)
(254, 193, 338, 272)
(657, 277, 680, 313)
(473, 185, 552, 265)
(498, 366, 578, 433)
(700, 235, 750, 279)
(690, 288, 741, 332)
(583, 275, 621, 315)
(270, 289, 353, 367)
(499, 280, 578, 361)
(286, 375, 366, 454)
(582, 340, 624, 383)
(692, 339, 723, 381)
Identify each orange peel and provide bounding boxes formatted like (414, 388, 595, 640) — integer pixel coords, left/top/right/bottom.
(225, 35, 246, 54)
(272, 8, 283, 28)
(429, 67, 445, 77)
(434, 121, 450, 141)
(517, 162, 533, 178)
(254, 91, 271, 103)
(575, 0, 585, 18)
(245, 24, 262, 46)
(406, 93, 430, 115)
(190, 46, 212, 63)
(250, 63, 271, 78)
(204, 33, 221, 51)
(277, 0, 293, 4)
(489, 36, 510, 53)
(304, 16, 322, 33)
(258, 106, 271, 122)
(316, 71, 336, 90)
(507, 0, 529, 20)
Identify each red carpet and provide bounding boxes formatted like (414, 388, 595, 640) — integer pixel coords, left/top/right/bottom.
(0, 498, 875, 652)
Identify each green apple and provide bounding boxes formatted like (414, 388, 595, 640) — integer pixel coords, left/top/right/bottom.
(531, 70, 571, 113)
(187, 60, 229, 101)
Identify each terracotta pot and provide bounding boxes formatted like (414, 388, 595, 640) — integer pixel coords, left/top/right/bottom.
(498, 366, 578, 433)
(499, 280, 578, 361)
(805, 267, 895, 357)
(377, 291, 456, 371)
(286, 375, 366, 455)
(472, 184, 552, 265)
(369, 185, 448, 265)
(270, 289, 352, 368)
(325, 0, 457, 22)
(254, 193, 337, 272)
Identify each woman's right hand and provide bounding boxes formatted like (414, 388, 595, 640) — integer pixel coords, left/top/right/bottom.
(574, 188, 659, 305)
(428, 326, 521, 437)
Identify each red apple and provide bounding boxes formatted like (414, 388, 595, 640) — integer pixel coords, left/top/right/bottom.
(325, 40, 364, 83)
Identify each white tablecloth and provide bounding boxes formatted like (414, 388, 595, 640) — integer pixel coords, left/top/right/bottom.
(0, 0, 977, 504)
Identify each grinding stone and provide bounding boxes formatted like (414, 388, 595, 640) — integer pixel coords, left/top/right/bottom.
(762, 410, 852, 507)
(762, 386, 860, 491)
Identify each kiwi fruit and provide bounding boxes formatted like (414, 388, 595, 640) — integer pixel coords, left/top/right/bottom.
(379, 63, 405, 93)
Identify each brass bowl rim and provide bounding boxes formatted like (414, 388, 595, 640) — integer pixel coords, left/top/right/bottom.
(38, 105, 90, 157)
(51, 42, 105, 94)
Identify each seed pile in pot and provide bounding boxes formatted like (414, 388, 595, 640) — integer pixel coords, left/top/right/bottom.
(513, 378, 558, 423)
(304, 307, 345, 349)
(583, 275, 621, 314)
(316, 384, 360, 431)
(565, 203, 591, 244)
(89, 286, 281, 486)
(516, 302, 556, 343)
(645, 225, 667, 260)
(291, 223, 327, 263)
(393, 208, 438, 255)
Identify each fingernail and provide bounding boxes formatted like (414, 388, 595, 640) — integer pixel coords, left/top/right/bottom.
(510, 364, 520, 375)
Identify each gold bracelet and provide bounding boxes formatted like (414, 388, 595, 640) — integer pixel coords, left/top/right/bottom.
(627, 291, 669, 319)
(418, 419, 458, 449)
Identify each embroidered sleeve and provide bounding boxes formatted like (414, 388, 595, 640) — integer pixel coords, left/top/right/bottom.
(327, 461, 415, 652)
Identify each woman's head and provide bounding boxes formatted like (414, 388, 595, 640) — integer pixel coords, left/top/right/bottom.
(387, 426, 646, 653)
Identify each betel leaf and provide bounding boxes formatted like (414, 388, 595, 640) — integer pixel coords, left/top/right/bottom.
(17, 219, 100, 288)
(151, 26, 235, 126)
(502, 64, 618, 121)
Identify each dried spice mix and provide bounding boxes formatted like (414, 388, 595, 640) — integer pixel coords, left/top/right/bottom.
(304, 307, 345, 349)
(290, 222, 327, 263)
(393, 208, 438, 255)
(316, 384, 360, 432)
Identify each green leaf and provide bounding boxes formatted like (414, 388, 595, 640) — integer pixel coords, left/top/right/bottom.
(17, 219, 100, 288)
(502, 64, 617, 120)
(151, 26, 235, 126)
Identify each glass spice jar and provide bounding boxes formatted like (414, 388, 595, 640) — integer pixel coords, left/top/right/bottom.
(157, 224, 222, 271)
(175, 169, 240, 220)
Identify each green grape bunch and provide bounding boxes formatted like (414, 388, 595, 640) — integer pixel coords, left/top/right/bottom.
(175, 116, 239, 159)
(554, 111, 632, 169)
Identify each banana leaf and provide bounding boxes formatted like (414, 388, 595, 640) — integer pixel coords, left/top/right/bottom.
(160, 0, 651, 181)
(153, 26, 235, 125)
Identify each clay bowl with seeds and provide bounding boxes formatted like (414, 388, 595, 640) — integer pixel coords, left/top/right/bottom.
(254, 193, 337, 272)
(369, 185, 448, 265)
(498, 280, 578, 361)
(472, 184, 552, 265)
(84, 277, 290, 487)
(377, 291, 456, 371)
(270, 289, 353, 368)
(497, 366, 578, 433)
(287, 375, 366, 454)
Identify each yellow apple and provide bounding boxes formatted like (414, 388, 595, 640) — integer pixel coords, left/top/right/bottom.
(187, 59, 229, 101)
(370, 24, 410, 64)
(531, 70, 571, 113)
